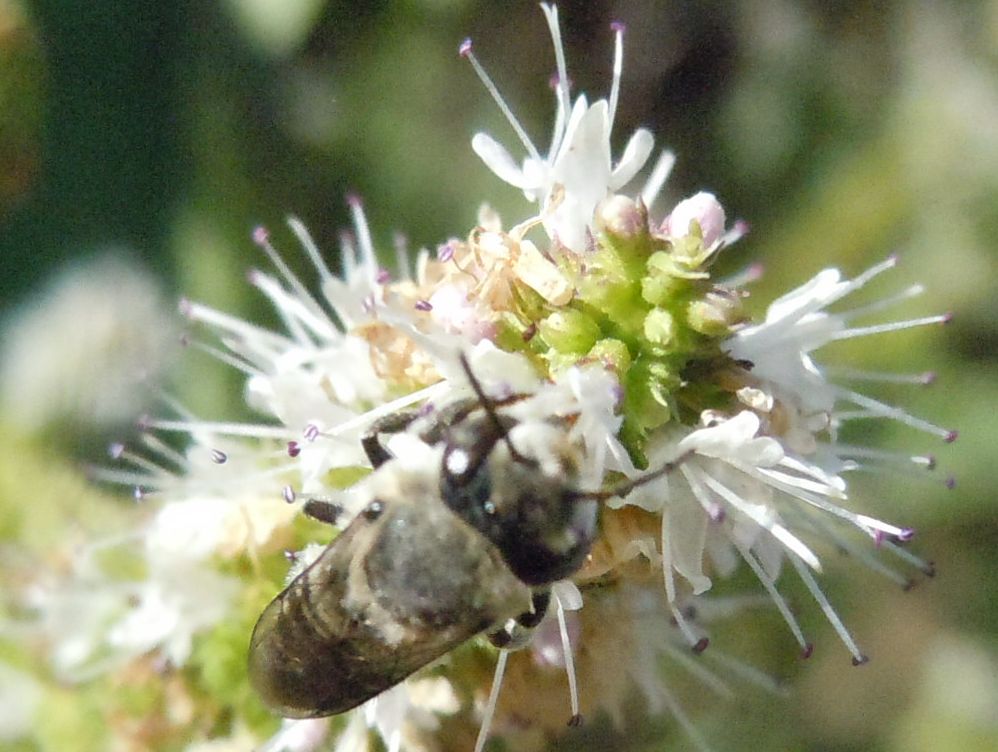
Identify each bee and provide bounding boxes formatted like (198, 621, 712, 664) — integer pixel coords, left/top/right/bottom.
(248, 356, 685, 725)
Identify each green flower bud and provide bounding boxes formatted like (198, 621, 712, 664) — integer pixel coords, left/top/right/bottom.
(595, 194, 648, 241)
(538, 309, 601, 354)
(643, 308, 676, 347)
(687, 290, 745, 337)
(587, 337, 632, 374)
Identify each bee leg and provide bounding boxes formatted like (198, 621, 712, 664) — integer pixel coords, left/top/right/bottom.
(487, 590, 551, 649)
(301, 498, 345, 526)
(361, 409, 421, 467)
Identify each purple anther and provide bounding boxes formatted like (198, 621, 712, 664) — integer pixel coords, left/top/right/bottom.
(801, 643, 814, 660)
(897, 527, 916, 543)
(375, 268, 391, 285)
(437, 242, 455, 263)
(252, 226, 270, 246)
(282, 485, 296, 504)
(567, 714, 584, 728)
(345, 193, 362, 208)
(287, 441, 301, 458)
(610, 20, 626, 33)
(941, 311, 954, 325)
(707, 503, 726, 524)
(459, 38, 472, 56)
(210, 449, 228, 465)
(304, 423, 320, 442)
(920, 371, 937, 385)
(851, 654, 870, 667)
(944, 429, 959, 443)
(522, 323, 537, 342)
(284, 550, 298, 563)
(691, 637, 710, 654)
(108, 442, 125, 460)
(414, 299, 433, 312)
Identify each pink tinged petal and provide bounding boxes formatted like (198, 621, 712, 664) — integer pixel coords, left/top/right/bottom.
(471, 133, 530, 189)
(609, 127, 654, 190)
(667, 191, 727, 246)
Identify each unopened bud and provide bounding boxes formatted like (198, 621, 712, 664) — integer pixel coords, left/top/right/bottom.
(664, 192, 726, 247)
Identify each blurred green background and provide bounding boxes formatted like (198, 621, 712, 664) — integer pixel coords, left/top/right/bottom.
(0, 0, 995, 750)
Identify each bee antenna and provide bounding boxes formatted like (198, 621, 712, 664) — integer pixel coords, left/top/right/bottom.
(458, 352, 530, 465)
(474, 648, 510, 752)
(573, 450, 695, 503)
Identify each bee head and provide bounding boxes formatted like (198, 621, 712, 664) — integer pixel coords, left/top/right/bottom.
(441, 416, 597, 587)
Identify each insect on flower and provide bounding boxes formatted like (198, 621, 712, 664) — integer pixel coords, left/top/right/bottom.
(248, 355, 689, 748)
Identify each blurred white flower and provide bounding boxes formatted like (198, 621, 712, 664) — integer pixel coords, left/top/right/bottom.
(0, 252, 176, 433)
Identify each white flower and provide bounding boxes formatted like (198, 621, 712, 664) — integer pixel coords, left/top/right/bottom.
(0, 252, 175, 433)
(0, 663, 42, 741)
(464, 5, 662, 251)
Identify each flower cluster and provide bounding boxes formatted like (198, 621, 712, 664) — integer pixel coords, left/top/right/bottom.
(8, 4, 953, 751)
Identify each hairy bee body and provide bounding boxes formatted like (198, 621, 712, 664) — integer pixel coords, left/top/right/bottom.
(249, 456, 534, 717)
(248, 406, 595, 718)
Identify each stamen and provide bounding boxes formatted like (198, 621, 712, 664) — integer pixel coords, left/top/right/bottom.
(826, 366, 937, 385)
(252, 225, 333, 330)
(209, 449, 228, 465)
(140, 418, 296, 440)
(881, 539, 936, 577)
(249, 269, 337, 342)
(660, 640, 732, 697)
(831, 443, 937, 470)
(834, 386, 955, 440)
(734, 539, 811, 654)
(640, 149, 676, 209)
(460, 39, 542, 165)
(180, 299, 290, 352)
(608, 20, 625, 134)
(183, 336, 259, 377)
(540, 4, 572, 158)
(473, 649, 509, 752)
(838, 282, 925, 320)
(829, 313, 951, 342)
(338, 230, 357, 278)
(554, 592, 581, 724)
(655, 682, 714, 752)
(287, 216, 335, 284)
(346, 195, 380, 287)
(693, 465, 823, 571)
(392, 232, 412, 281)
(138, 432, 188, 468)
(788, 553, 867, 665)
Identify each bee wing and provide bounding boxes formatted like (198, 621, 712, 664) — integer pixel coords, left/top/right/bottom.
(249, 468, 533, 718)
